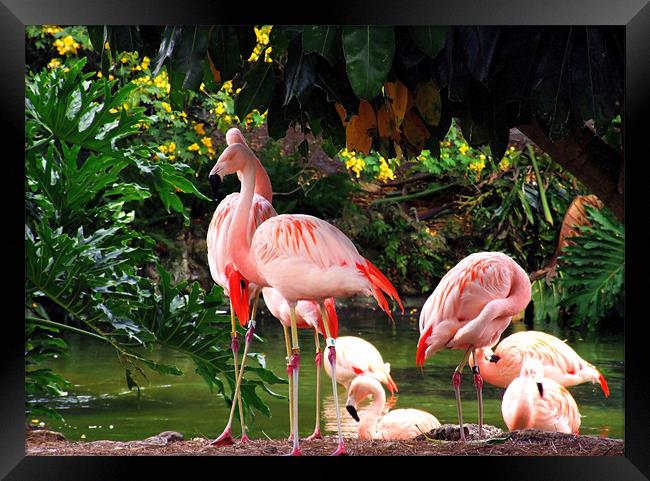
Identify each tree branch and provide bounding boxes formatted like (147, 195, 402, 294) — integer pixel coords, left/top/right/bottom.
(517, 120, 624, 223)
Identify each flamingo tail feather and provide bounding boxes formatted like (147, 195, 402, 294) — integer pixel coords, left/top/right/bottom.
(598, 373, 610, 397)
(356, 260, 404, 322)
(226, 265, 250, 327)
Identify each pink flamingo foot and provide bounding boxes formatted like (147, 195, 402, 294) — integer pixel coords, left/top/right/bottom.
(285, 446, 301, 456)
(314, 351, 323, 367)
(306, 428, 322, 441)
(240, 432, 251, 444)
(210, 427, 235, 447)
(331, 442, 347, 456)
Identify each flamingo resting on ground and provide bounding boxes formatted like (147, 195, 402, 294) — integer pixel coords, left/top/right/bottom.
(262, 287, 338, 441)
(416, 251, 531, 441)
(210, 139, 403, 455)
(345, 375, 440, 440)
(472, 330, 610, 396)
(323, 336, 398, 395)
(502, 358, 581, 434)
(206, 129, 277, 445)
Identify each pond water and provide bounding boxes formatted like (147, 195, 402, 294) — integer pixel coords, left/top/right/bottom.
(37, 305, 624, 442)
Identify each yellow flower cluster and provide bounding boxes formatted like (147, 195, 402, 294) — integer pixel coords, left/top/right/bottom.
(194, 123, 206, 135)
(131, 56, 150, 72)
(187, 143, 200, 152)
(377, 156, 395, 182)
(248, 25, 273, 63)
(201, 136, 217, 157)
(47, 58, 62, 69)
(468, 158, 486, 180)
(133, 75, 153, 87)
(153, 70, 171, 95)
(42, 25, 63, 35)
(340, 149, 366, 178)
(214, 102, 226, 116)
(158, 141, 177, 160)
(53, 35, 80, 56)
(161, 101, 172, 113)
(459, 144, 469, 155)
(222, 80, 233, 94)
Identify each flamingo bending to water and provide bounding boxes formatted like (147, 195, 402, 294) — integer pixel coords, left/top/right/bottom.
(345, 375, 440, 440)
(262, 287, 338, 441)
(211, 140, 403, 455)
(416, 252, 531, 441)
(472, 330, 609, 396)
(206, 129, 277, 444)
(502, 358, 581, 434)
(323, 336, 398, 395)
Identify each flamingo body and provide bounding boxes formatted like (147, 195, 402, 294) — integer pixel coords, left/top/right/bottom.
(262, 287, 338, 338)
(417, 252, 531, 365)
(474, 330, 609, 396)
(346, 375, 439, 440)
(502, 359, 581, 434)
(323, 336, 398, 394)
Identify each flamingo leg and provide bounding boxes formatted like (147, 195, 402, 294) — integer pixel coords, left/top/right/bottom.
(452, 348, 472, 442)
(283, 324, 294, 441)
(472, 349, 484, 438)
(319, 303, 346, 456)
(306, 329, 323, 441)
(287, 306, 301, 456)
(213, 295, 260, 446)
(211, 301, 247, 446)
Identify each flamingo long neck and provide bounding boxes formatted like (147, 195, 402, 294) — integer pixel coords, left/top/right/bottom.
(228, 160, 266, 286)
(253, 156, 273, 203)
(358, 381, 386, 440)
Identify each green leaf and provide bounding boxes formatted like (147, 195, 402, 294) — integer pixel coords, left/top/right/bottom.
(234, 61, 276, 120)
(302, 26, 340, 65)
(410, 26, 449, 59)
(207, 26, 241, 81)
(342, 26, 395, 100)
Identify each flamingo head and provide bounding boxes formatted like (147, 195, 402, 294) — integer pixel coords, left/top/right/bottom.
(209, 143, 257, 192)
(345, 375, 384, 422)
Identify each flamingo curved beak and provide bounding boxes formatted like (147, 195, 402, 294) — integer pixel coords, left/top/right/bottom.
(537, 382, 544, 397)
(208, 171, 222, 202)
(346, 404, 360, 422)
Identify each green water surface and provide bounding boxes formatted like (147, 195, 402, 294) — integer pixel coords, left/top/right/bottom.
(37, 307, 624, 442)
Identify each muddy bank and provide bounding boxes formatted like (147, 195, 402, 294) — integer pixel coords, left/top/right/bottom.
(26, 426, 623, 456)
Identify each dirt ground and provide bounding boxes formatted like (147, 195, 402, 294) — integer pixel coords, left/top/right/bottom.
(26, 425, 623, 456)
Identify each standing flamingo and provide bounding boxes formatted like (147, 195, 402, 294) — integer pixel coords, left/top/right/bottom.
(502, 358, 581, 434)
(210, 139, 403, 455)
(416, 252, 531, 441)
(206, 128, 277, 445)
(472, 330, 609, 396)
(323, 336, 398, 395)
(345, 375, 440, 440)
(262, 288, 338, 441)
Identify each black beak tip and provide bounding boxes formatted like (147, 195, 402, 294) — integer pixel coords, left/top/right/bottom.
(537, 382, 544, 397)
(209, 173, 222, 203)
(489, 354, 501, 363)
(346, 405, 360, 422)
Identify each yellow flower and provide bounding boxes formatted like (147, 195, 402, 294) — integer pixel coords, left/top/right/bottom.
(187, 143, 200, 152)
(194, 123, 206, 135)
(499, 157, 510, 171)
(168, 142, 176, 153)
(161, 102, 172, 113)
(468, 158, 486, 180)
(153, 71, 170, 94)
(459, 144, 469, 155)
(140, 56, 150, 70)
(104, 41, 110, 50)
(120, 56, 129, 64)
(222, 81, 233, 94)
(42, 25, 63, 35)
(47, 58, 62, 69)
(345, 156, 366, 178)
(479, 153, 487, 161)
(109, 107, 118, 114)
(53, 35, 80, 55)
(214, 102, 226, 116)
(376, 157, 395, 181)
(201, 136, 213, 148)
(108, 74, 114, 81)
(122, 103, 130, 110)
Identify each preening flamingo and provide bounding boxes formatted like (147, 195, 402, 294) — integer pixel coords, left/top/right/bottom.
(472, 330, 609, 396)
(323, 336, 398, 395)
(502, 358, 581, 434)
(345, 375, 440, 440)
(211, 140, 403, 455)
(262, 287, 338, 441)
(416, 251, 531, 441)
(206, 128, 277, 445)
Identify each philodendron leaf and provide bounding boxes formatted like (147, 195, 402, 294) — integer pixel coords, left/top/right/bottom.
(410, 26, 449, 59)
(302, 26, 340, 65)
(342, 26, 395, 100)
(234, 61, 276, 120)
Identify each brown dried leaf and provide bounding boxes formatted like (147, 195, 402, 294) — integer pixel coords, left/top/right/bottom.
(557, 194, 604, 253)
(346, 100, 377, 155)
(384, 80, 409, 128)
(376, 104, 391, 138)
(335, 103, 348, 126)
(415, 80, 442, 126)
(401, 108, 430, 152)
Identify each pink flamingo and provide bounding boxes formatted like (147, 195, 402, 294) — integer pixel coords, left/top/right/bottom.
(210, 139, 403, 455)
(345, 375, 440, 440)
(502, 358, 581, 434)
(472, 330, 609, 396)
(262, 288, 338, 441)
(206, 128, 277, 445)
(323, 336, 398, 395)
(416, 252, 531, 441)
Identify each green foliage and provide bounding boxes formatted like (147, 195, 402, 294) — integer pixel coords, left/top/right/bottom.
(342, 27, 395, 100)
(558, 206, 625, 328)
(25, 59, 285, 422)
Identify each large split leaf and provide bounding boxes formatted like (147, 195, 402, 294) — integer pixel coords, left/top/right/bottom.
(342, 26, 395, 100)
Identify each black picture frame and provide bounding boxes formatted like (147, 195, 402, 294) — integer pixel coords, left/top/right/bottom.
(4, 0, 649, 479)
